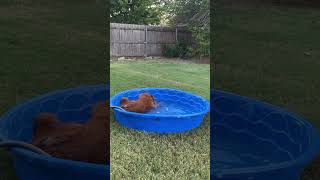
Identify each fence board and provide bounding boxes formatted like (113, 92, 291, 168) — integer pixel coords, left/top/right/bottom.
(110, 23, 193, 57)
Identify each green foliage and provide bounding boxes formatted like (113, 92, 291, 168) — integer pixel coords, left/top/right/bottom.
(110, 0, 162, 25)
(162, 0, 209, 25)
(162, 0, 210, 58)
(189, 25, 210, 58)
(161, 42, 190, 58)
(162, 44, 179, 58)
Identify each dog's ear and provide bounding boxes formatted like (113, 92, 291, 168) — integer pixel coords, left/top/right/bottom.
(120, 97, 129, 105)
(150, 94, 155, 103)
(149, 94, 159, 107)
(33, 113, 60, 138)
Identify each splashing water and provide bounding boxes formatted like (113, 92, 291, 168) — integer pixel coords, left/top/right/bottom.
(147, 101, 190, 115)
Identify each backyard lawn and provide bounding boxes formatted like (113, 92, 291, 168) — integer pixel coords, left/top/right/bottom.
(0, 1, 106, 179)
(110, 60, 210, 179)
(214, 4, 320, 180)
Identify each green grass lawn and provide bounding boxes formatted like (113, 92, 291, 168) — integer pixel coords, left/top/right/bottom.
(110, 60, 210, 179)
(214, 4, 320, 180)
(0, 1, 106, 179)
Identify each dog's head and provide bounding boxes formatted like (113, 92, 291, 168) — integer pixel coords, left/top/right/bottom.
(139, 93, 156, 107)
(120, 97, 130, 109)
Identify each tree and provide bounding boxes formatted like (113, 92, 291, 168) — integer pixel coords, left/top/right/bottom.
(110, 0, 162, 25)
(163, 0, 210, 58)
(160, 0, 209, 25)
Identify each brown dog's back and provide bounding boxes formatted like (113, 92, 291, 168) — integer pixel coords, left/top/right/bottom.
(32, 101, 110, 164)
(120, 93, 157, 113)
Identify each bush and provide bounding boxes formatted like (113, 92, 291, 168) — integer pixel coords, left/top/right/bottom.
(161, 26, 210, 59)
(162, 44, 179, 58)
(188, 25, 210, 58)
(161, 42, 190, 58)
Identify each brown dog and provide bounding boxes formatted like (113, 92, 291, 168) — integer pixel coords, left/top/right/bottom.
(120, 93, 157, 113)
(32, 101, 109, 164)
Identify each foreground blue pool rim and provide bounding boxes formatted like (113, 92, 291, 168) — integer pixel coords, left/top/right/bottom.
(0, 85, 109, 180)
(211, 89, 320, 179)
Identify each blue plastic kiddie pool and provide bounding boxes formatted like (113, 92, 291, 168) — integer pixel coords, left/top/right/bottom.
(110, 88, 210, 133)
(0, 85, 109, 180)
(211, 90, 320, 180)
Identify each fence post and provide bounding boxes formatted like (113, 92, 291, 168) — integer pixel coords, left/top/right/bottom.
(144, 25, 148, 57)
(175, 26, 178, 43)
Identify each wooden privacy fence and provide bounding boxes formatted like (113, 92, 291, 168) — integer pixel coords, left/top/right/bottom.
(110, 23, 193, 57)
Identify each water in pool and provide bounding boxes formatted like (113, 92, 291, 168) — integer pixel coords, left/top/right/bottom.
(147, 101, 191, 115)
